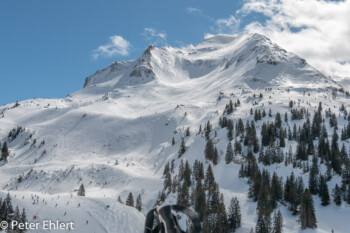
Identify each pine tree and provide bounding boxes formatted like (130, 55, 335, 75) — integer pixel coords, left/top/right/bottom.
(172, 137, 175, 145)
(279, 134, 285, 148)
(213, 147, 219, 165)
(275, 112, 282, 128)
(331, 129, 342, 175)
(135, 194, 142, 211)
(117, 196, 123, 204)
(1, 142, 9, 161)
(205, 121, 212, 140)
(177, 181, 190, 207)
(19, 208, 27, 233)
(12, 206, 20, 232)
(126, 192, 134, 207)
(227, 119, 234, 140)
(225, 141, 234, 164)
(204, 164, 215, 192)
(347, 183, 350, 205)
(271, 172, 283, 209)
(194, 181, 206, 220)
(178, 137, 186, 158)
(227, 197, 241, 232)
(78, 184, 85, 196)
(299, 189, 317, 229)
(183, 161, 192, 187)
(309, 167, 319, 195)
(256, 212, 271, 233)
(248, 170, 262, 202)
(216, 194, 228, 232)
(163, 171, 172, 194)
(4, 193, 14, 223)
(332, 184, 342, 206)
(205, 139, 214, 161)
(234, 139, 242, 155)
(319, 176, 330, 206)
(296, 141, 307, 160)
(272, 210, 283, 233)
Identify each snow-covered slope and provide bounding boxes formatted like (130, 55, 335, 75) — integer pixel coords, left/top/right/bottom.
(0, 33, 349, 233)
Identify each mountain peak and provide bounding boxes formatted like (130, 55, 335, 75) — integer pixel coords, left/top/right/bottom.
(81, 32, 338, 94)
(129, 45, 156, 78)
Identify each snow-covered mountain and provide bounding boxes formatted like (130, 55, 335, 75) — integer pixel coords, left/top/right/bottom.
(0, 33, 349, 233)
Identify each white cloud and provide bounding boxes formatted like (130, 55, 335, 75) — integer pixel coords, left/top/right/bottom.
(186, 7, 201, 14)
(143, 27, 167, 45)
(92, 35, 130, 59)
(215, 15, 240, 34)
(239, 0, 350, 78)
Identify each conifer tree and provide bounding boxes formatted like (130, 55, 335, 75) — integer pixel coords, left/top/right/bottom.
(78, 184, 85, 196)
(296, 141, 307, 160)
(216, 194, 228, 232)
(248, 170, 262, 202)
(185, 127, 190, 136)
(194, 181, 206, 220)
(256, 212, 271, 233)
(117, 196, 123, 204)
(135, 194, 142, 212)
(178, 137, 186, 158)
(332, 184, 342, 206)
(227, 119, 234, 141)
(183, 161, 192, 187)
(126, 192, 134, 207)
(299, 189, 317, 229)
(271, 172, 283, 209)
(205, 121, 212, 140)
(347, 183, 350, 205)
(228, 197, 241, 232)
(234, 139, 242, 155)
(319, 175, 330, 206)
(275, 112, 282, 128)
(204, 164, 215, 192)
(309, 166, 319, 195)
(225, 141, 234, 164)
(13, 206, 20, 232)
(4, 193, 14, 224)
(1, 142, 9, 161)
(213, 147, 219, 165)
(178, 159, 185, 181)
(163, 171, 172, 194)
(205, 139, 214, 161)
(272, 210, 283, 233)
(172, 137, 175, 145)
(20, 208, 27, 233)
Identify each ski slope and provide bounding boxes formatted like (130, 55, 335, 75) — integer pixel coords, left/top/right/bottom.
(0, 33, 349, 232)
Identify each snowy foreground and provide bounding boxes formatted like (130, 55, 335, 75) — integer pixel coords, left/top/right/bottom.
(0, 33, 350, 232)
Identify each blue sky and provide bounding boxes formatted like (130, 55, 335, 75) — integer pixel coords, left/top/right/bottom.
(1, 0, 349, 105)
